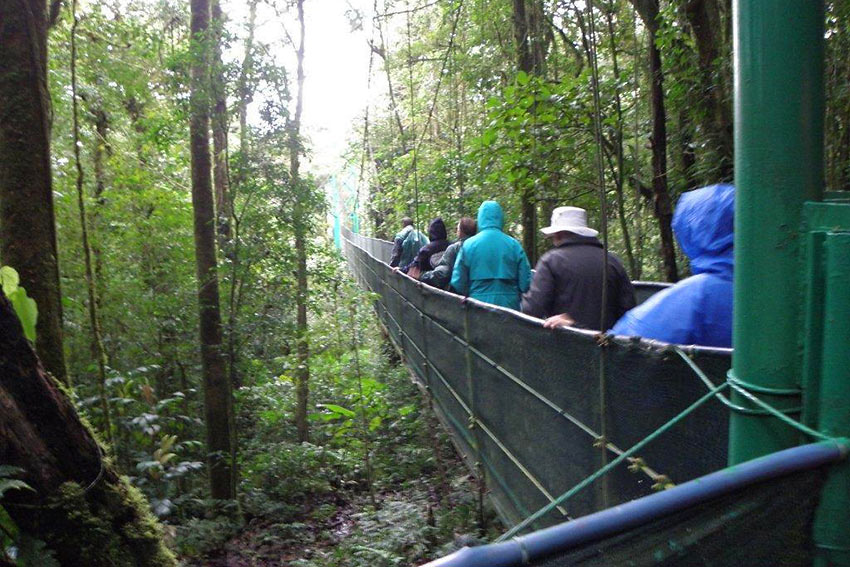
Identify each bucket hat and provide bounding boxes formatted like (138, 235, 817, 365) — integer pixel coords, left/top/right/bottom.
(540, 206, 599, 237)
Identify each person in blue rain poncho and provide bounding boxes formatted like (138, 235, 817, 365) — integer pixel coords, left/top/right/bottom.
(609, 183, 735, 348)
(450, 200, 532, 310)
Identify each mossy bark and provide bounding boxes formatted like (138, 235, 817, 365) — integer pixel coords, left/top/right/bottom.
(0, 294, 176, 566)
(0, 0, 68, 383)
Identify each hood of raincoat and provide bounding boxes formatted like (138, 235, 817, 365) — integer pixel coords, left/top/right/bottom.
(672, 184, 735, 275)
(428, 217, 448, 241)
(477, 200, 504, 231)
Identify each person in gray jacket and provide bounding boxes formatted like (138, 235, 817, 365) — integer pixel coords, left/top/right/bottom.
(389, 217, 427, 268)
(420, 217, 477, 290)
(521, 206, 635, 330)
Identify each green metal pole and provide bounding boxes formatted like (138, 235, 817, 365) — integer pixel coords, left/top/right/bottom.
(814, 232, 850, 566)
(728, 0, 825, 464)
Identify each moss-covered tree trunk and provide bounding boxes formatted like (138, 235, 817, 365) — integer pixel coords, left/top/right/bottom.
(0, 294, 176, 566)
(190, 0, 235, 499)
(0, 0, 68, 384)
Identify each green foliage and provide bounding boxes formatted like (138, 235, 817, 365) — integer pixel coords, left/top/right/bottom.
(0, 266, 38, 342)
(1, 468, 59, 567)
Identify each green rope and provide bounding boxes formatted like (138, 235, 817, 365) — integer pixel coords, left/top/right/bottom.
(726, 379, 832, 442)
(496, 380, 731, 541)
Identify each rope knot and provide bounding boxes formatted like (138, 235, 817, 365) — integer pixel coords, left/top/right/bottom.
(651, 475, 674, 491)
(626, 456, 645, 473)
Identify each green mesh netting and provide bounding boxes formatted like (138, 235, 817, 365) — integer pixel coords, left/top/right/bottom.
(343, 229, 732, 529)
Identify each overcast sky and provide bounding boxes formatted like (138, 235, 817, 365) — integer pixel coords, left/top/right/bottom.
(224, 0, 376, 176)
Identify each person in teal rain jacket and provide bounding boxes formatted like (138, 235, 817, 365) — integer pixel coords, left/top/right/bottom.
(450, 200, 532, 310)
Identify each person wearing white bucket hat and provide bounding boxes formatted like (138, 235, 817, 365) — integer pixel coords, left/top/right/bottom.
(521, 206, 635, 329)
(539, 207, 599, 238)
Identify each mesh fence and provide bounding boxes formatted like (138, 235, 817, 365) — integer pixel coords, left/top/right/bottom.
(343, 228, 733, 529)
(528, 467, 825, 566)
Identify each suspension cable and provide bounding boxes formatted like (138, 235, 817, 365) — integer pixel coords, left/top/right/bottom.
(357, 0, 381, 227)
(405, 2, 420, 231)
(585, 0, 611, 508)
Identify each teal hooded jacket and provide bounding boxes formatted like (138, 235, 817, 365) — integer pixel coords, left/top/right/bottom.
(450, 201, 532, 310)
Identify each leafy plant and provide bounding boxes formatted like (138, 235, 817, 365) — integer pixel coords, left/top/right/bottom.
(0, 266, 38, 342)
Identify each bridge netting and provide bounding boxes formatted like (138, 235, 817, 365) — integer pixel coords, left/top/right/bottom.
(342, 227, 735, 529)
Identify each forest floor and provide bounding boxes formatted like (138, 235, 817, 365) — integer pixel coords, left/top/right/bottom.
(178, 336, 502, 567)
(185, 474, 490, 567)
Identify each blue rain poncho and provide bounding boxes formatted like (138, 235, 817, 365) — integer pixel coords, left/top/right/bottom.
(450, 201, 532, 310)
(610, 184, 735, 348)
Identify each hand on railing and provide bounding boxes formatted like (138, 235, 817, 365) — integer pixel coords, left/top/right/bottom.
(543, 313, 575, 329)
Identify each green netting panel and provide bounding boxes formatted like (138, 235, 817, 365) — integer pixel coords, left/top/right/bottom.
(528, 467, 825, 566)
(342, 229, 733, 529)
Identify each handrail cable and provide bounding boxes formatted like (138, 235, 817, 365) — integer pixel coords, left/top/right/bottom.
(584, 0, 612, 508)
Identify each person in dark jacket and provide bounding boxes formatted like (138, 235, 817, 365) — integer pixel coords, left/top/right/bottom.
(402, 217, 450, 276)
(421, 217, 477, 289)
(450, 201, 532, 310)
(609, 184, 734, 347)
(523, 206, 635, 330)
(389, 217, 427, 268)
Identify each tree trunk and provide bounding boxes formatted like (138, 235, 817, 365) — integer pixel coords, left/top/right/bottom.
(520, 188, 537, 264)
(647, 36, 678, 282)
(291, 0, 311, 444)
(631, 0, 678, 282)
(512, 0, 548, 263)
(376, 4, 408, 152)
(605, 5, 637, 279)
(91, 104, 109, 311)
(237, 0, 257, 154)
(190, 0, 235, 499)
(211, 0, 232, 244)
(683, 0, 733, 180)
(210, 2, 238, 494)
(0, 0, 68, 384)
(0, 294, 176, 566)
(71, 0, 113, 447)
(678, 107, 698, 190)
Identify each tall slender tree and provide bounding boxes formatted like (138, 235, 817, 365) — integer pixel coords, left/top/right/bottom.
(189, 0, 235, 499)
(512, 0, 548, 263)
(682, 0, 732, 180)
(70, 0, 113, 447)
(0, 0, 68, 383)
(291, 0, 311, 444)
(631, 0, 678, 282)
(211, 0, 232, 243)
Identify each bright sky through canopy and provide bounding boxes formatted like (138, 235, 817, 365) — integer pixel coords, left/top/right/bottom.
(225, 0, 374, 176)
